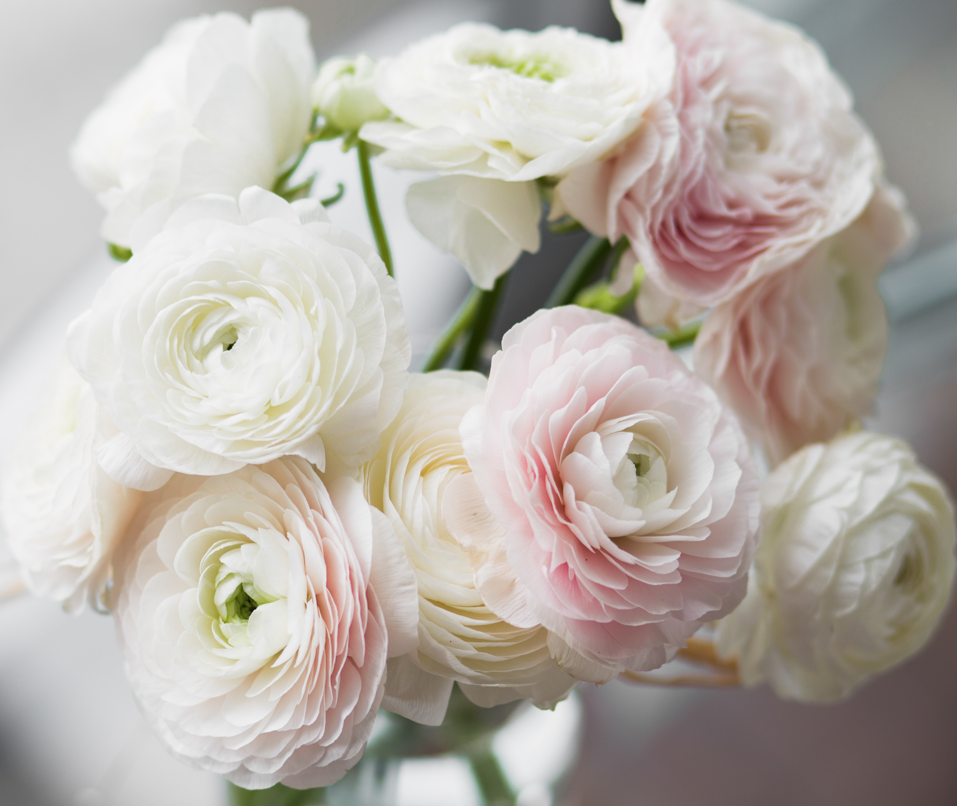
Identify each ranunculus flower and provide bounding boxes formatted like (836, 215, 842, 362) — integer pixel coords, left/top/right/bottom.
(559, 0, 879, 306)
(444, 307, 759, 682)
(112, 458, 418, 789)
(70, 10, 316, 248)
(1, 360, 142, 612)
(362, 372, 574, 725)
(360, 20, 674, 287)
(717, 432, 956, 702)
(694, 185, 914, 465)
(312, 55, 389, 133)
(68, 187, 410, 492)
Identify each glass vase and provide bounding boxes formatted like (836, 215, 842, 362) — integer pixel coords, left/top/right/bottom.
(227, 686, 583, 806)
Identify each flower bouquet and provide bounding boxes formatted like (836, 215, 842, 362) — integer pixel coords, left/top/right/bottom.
(3, 0, 955, 803)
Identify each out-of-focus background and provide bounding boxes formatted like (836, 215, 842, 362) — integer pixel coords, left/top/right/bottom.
(1, 1, 956, 804)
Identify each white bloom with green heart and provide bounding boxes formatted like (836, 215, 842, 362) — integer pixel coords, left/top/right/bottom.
(112, 458, 419, 789)
(360, 20, 674, 287)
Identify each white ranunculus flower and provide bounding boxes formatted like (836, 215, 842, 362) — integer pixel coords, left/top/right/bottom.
(312, 55, 390, 133)
(362, 372, 575, 725)
(70, 9, 316, 248)
(68, 187, 410, 491)
(717, 432, 956, 702)
(360, 20, 674, 286)
(1, 360, 142, 612)
(113, 458, 418, 789)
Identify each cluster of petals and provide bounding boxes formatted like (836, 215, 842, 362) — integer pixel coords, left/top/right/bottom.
(70, 9, 315, 248)
(362, 371, 574, 725)
(717, 432, 956, 702)
(445, 307, 760, 682)
(68, 187, 410, 492)
(112, 457, 418, 789)
(360, 19, 675, 288)
(695, 184, 915, 464)
(1, 361, 142, 612)
(560, 0, 879, 306)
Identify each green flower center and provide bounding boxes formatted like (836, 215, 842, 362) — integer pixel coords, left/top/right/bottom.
(222, 584, 259, 622)
(468, 52, 567, 82)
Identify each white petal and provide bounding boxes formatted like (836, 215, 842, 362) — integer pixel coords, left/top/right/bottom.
(406, 176, 541, 289)
(382, 656, 454, 726)
(95, 432, 174, 492)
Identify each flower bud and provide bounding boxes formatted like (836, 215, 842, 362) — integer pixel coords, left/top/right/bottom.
(312, 54, 389, 132)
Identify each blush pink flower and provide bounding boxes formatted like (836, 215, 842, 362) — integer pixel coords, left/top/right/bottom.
(112, 458, 417, 789)
(559, 0, 879, 306)
(694, 184, 915, 465)
(445, 307, 759, 682)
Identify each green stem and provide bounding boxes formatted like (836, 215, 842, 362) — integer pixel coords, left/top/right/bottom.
(458, 273, 509, 372)
(357, 139, 393, 277)
(227, 781, 325, 806)
(545, 236, 612, 308)
(319, 182, 346, 207)
(423, 286, 484, 372)
(657, 320, 702, 349)
(468, 742, 514, 806)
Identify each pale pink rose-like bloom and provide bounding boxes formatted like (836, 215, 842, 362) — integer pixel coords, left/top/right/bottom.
(695, 184, 915, 465)
(559, 0, 879, 307)
(444, 307, 759, 682)
(112, 458, 418, 789)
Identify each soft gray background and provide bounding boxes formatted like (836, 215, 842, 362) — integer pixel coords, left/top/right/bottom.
(1, 1, 956, 804)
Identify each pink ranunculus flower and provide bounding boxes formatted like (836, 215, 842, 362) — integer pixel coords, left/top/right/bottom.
(558, 0, 879, 307)
(112, 458, 418, 789)
(444, 307, 759, 682)
(694, 184, 915, 465)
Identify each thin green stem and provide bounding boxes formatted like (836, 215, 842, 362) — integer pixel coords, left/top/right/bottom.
(423, 286, 484, 372)
(319, 182, 346, 207)
(545, 236, 612, 308)
(458, 272, 509, 372)
(656, 320, 702, 349)
(467, 741, 514, 806)
(357, 139, 393, 277)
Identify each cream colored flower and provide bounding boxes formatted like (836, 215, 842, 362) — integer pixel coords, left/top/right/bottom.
(70, 9, 315, 248)
(112, 458, 418, 789)
(1, 360, 142, 612)
(717, 432, 956, 702)
(362, 372, 574, 725)
(68, 188, 410, 491)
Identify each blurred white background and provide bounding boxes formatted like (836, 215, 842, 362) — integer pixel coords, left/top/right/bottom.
(1, 1, 955, 804)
